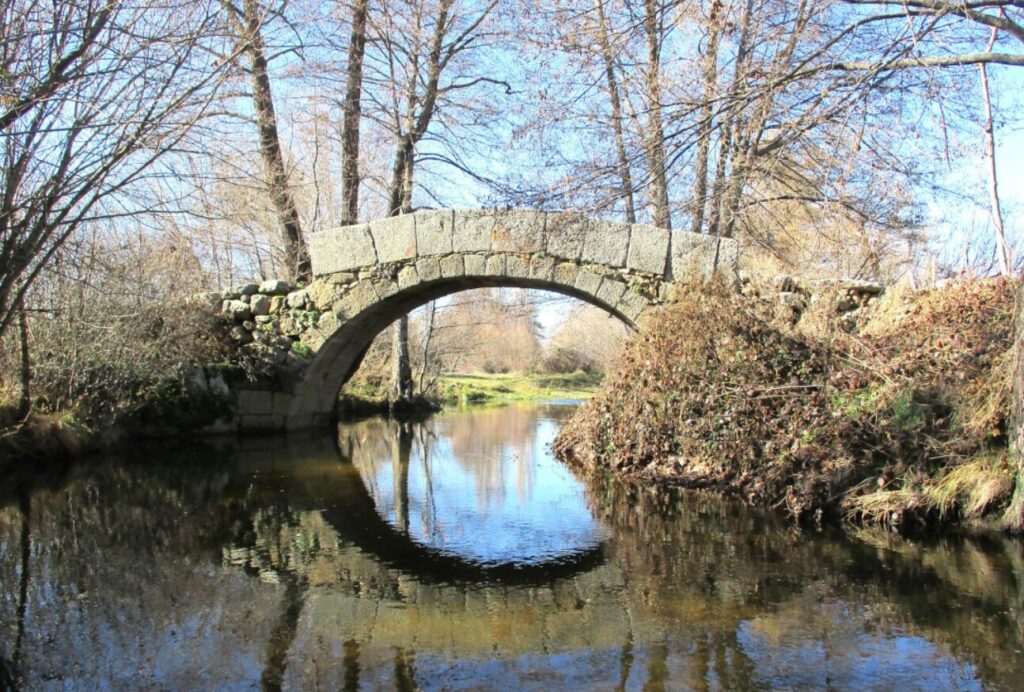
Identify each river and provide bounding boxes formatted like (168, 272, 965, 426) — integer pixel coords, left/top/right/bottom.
(1, 402, 1022, 689)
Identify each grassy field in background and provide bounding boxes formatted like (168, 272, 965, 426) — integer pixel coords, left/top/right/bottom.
(438, 371, 602, 407)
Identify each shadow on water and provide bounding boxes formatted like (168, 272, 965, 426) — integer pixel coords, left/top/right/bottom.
(0, 403, 1022, 688)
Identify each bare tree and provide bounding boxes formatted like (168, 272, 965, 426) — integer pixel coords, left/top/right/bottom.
(838, 1, 1024, 68)
(15, 296, 30, 420)
(0, 0, 235, 340)
(223, 0, 310, 282)
(689, 0, 724, 235)
(417, 300, 438, 392)
(358, 0, 501, 403)
(383, 0, 457, 403)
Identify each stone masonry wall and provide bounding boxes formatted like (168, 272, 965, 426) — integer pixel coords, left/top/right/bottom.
(188, 208, 741, 433)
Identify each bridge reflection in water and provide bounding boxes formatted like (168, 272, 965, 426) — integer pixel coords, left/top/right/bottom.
(2, 404, 1024, 689)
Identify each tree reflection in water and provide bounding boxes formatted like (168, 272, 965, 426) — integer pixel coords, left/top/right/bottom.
(0, 403, 1022, 689)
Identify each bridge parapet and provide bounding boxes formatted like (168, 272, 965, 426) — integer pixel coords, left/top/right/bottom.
(309, 209, 735, 285)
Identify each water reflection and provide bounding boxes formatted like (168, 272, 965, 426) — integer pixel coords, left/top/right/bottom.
(345, 406, 608, 568)
(0, 403, 1022, 689)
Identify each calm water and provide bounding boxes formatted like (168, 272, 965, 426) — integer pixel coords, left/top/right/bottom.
(2, 403, 1023, 690)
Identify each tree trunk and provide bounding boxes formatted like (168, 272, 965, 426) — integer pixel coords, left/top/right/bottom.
(391, 317, 414, 404)
(387, 140, 409, 216)
(706, 116, 732, 237)
(341, 0, 369, 227)
(387, 135, 414, 402)
(642, 0, 671, 229)
(1008, 282, 1024, 531)
(980, 26, 1010, 276)
(386, 0, 452, 406)
(596, 0, 636, 223)
(16, 295, 31, 421)
(402, 142, 415, 213)
(417, 300, 437, 393)
(386, 138, 414, 402)
(721, 138, 749, 239)
(690, 0, 723, 235)
(242, 0, 309, 283)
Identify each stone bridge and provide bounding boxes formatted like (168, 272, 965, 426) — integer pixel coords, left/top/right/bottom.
(211, 208, 737, 431)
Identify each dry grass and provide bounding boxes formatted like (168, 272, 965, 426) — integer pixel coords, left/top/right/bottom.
(844, 485, 928, 531)
(556, 277, 1020, 531)
(925, 454, 1015, 520)
(844, 454, 1015, 529)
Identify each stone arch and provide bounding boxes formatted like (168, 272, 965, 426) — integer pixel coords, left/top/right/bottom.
(235, 209, 735, 430)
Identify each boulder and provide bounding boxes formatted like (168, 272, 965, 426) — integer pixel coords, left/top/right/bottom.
(777, 291, 805, 308)
(836, 296, 858, 312)
(286, 290, 307, 309)
(186, 366, 208, 390)
(222, 300, 251, 321)
(251, 294, 271, 316)
(773, 275, 798, 293)
(259, 279, 292, 295)
(206, 370, 231, 397)
(235, 283, 260, 296)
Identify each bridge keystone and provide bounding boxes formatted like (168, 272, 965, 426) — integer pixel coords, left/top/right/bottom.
(464, 254, 487, 275)
(452, 212, 494, 252)
(440, 254, 464, 278)
(490, 210, 546, 253)
(485, 254, 506, 276)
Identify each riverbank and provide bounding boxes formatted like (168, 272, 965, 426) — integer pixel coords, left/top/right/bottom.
(339, 370, 601, 414)
(0, 413, 103, 472)
(554, 277, 1021, 534)
(0, 372, 240, 471)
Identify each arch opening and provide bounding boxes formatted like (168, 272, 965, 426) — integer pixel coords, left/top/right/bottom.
(294, 276, 639, 423)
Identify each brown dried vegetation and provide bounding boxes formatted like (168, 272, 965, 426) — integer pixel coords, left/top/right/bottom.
(554, 278, 1018, 531)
